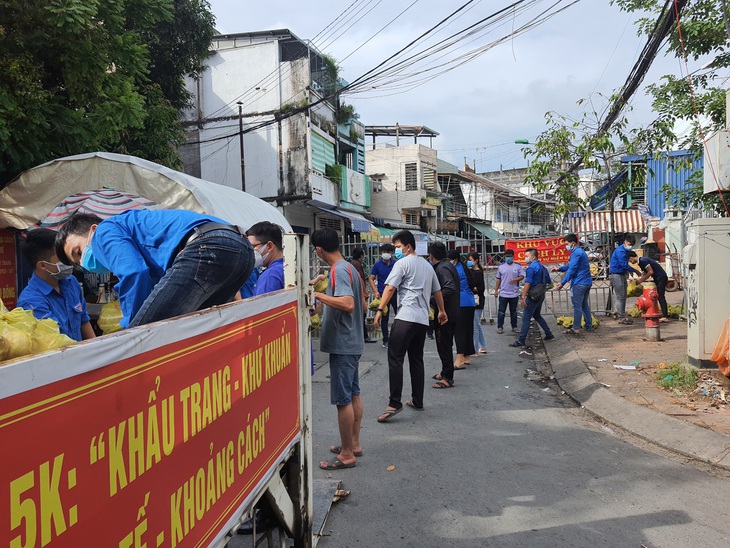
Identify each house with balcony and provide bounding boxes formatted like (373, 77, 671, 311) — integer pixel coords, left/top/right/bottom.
(180, 29, 373, 236)
(365, 125, 444, 240)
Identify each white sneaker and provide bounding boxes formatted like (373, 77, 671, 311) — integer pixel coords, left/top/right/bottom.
(497, 328, 503, 334)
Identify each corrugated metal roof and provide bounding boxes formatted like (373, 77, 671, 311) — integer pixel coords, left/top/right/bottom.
(645, 153, 703, 220)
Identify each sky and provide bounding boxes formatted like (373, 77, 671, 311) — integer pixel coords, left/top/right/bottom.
(206, 0, 698, 173)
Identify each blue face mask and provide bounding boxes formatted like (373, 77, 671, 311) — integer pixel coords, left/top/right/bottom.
(566, 244, 574, 252)
(624, 244, 633, 251)
(466, 260, 475, 268)
(505, 257, 513, 264)
(394, 247, 405, 260)
(80, 236, 110, 274)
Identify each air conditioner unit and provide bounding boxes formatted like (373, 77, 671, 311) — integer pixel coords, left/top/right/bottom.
(704, 129, 730, 194)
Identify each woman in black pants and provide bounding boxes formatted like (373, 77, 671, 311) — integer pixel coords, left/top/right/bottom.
(468, 252, 488, 353)
(447, 250, 475, 368)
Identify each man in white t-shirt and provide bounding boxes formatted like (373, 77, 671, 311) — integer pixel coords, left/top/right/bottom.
(373, 231, 447, 422)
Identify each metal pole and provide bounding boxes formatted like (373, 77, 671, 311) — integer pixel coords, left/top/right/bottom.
(237, 101, 246, 192)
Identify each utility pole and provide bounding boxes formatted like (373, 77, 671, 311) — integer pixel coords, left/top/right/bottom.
(237, 101, 246, 192)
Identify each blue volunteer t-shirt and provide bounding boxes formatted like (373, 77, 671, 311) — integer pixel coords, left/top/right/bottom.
(254, 258, 285, 296)
(92, 209, 229, 327)
(17, 273, 90, 341)
(371, 259, 396, 293)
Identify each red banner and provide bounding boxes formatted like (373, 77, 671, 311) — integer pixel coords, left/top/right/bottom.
(0, 299, 300, 547)
(0, 229, 17, 309)
(505, 236, 568, 265)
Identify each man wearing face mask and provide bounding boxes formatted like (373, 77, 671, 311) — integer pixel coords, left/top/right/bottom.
(609, 234, 636, 325)
(55, 210, 254, 329)
(553, 234, 593, 335)
(494, 249, 524, 334)
(17, 229, 95, 342)
(246, 221, 285, 296)
(368, 243, 398, 347)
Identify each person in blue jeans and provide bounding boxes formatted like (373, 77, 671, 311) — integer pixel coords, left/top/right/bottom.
(510, 248, 554, 347)
(368, 244, 397, 347)
(554, 233, 593, 335)
(56, 210, 254, 328)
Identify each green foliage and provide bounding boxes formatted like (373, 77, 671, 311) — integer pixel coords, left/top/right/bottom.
(0, 0, 215, 186)
(654, 362, 697, 390)
(325, 163, 344, 185)
(337, 103, 357, 125)
(524, 93, 642, 223)
(613, 0, 727, 152)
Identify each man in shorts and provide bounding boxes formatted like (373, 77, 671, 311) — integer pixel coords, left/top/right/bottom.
(312, 228, 365, 470)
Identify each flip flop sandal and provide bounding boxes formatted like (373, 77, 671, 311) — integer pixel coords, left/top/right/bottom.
(453, 364, 467, 370)
(330, 445, 364, 457)
(563, 329, 580, 335)
(432, 373, 444, 380)
(406, 399, 424, 410)
(432, 379, 454, 389)
(376, 407, 402, 423)
(319, 456, 356, 470)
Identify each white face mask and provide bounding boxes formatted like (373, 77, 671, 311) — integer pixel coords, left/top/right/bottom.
(381, 253, 392, 261)
(253, 250, 264, 269)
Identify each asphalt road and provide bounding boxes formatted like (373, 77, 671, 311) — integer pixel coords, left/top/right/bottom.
(306, 324, 730, 548)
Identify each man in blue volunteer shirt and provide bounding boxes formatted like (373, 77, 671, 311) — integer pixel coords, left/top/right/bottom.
(510, 248, 554, 347)
(56, 210, 254, 328)
(17, 228, 95, 342)
(628, 250, 670, 322)
(609, 234, 636, 325)
(247, 221, 285, 296)
(368, 243, 398, 347)
(554, 233, 593, 335)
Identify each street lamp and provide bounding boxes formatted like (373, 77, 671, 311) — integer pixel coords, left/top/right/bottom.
(514, 139, 530, 145)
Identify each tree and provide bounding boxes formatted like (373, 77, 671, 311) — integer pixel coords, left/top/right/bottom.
(615, 0, 729, 214)
(523, 94, 646, 248)
(0, 0, 215, 187)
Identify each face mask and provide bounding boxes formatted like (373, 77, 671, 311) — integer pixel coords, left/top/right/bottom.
(505, 257, 514, 264)
(381, 253, 392, 261)
(624, 244, 633, 250)
(467, 260, 475, 268)
(42, 261, 74, 281)
(80, 233, 110, 274)
(254, 250, 264, 269)
(394, 248, 405, 260)
(525, 256, 533, 264)
(566, 244, 574, 252)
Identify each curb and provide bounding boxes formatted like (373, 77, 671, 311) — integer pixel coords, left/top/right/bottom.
(541, 312, 730, 471)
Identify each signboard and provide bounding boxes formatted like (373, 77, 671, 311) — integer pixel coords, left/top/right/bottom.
(0, 228, 17, 309)
(0, 292, 301, 547)
(505, 236, 568, 265)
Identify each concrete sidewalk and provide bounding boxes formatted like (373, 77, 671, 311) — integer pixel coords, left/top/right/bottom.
(539, 289, 730, 471)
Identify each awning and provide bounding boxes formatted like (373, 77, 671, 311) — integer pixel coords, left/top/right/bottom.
(312, 206, 373, 233)
(431, 233, 470, 247)
(366, 216, 420, 231)
(465, 221, 505, 242)
(568, 210, 646, 234)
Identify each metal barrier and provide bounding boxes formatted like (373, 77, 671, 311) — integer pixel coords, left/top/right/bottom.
(545, 280, 614, 317)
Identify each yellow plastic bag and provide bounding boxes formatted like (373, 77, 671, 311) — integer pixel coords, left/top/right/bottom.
(2, 307, 37, 331)
(429, 307, 435, 321)
(310, 313, 321, 330)
(98, 300, 123, 334)
(0, 299, 8, 315)
(31, 319, 74, 353)
(0, 321, 32, 360)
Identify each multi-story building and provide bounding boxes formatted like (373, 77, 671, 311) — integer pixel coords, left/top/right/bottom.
(180, 29, 372, 236)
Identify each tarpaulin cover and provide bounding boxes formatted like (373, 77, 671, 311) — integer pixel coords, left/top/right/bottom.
(0, 152, 291, 232)
(710, 317, 730, 376)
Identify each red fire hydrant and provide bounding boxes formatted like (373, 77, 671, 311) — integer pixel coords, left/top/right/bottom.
(635, 281, 662, 341)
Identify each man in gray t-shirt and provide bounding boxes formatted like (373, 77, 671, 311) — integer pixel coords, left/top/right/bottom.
(312, 228, 365, 470)
(374, 230, 447, 422)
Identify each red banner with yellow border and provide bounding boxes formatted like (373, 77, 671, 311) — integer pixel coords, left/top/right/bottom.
(0, 297, 301, 547)
(505, 236, 568, 265)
